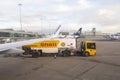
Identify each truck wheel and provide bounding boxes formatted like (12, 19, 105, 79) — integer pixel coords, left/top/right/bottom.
(32, 53, 39, 58)
(84, 52, 89, 57)
(22, 46, 31, 55)
(38, 50, 42, 56)
(31, 51, 39, 58)
(62, 50, 70, 57)
(61, 51, 66, 57)
(94, 53, 96, 56)
(66, 50, 70, 56)
(62, 52, 65, 57)
(60, 51, 65, 57)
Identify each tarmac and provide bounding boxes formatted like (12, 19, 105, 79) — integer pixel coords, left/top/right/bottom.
(0, 38, 120, 80)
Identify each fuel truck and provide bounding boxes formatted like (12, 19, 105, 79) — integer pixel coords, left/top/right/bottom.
(22, 38, 96, 58)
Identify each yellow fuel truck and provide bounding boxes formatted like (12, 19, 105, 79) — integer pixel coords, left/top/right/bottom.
(22, 38, 96, 57)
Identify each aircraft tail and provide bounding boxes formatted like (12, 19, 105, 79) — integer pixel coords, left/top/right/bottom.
(50, 25, 61, 38)
(74, 27, 82, 35)
(54, 25, 61, 35)
(77, 28, 82, 34)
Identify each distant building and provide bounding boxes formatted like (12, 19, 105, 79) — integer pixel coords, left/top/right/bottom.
(0, 29, 37, 38)
(84, 31, 107, 36)
(0, 29, 39, 43)
(59, 32, 69, 35)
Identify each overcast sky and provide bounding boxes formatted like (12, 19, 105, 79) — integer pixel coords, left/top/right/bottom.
(0, 0, 120, 33)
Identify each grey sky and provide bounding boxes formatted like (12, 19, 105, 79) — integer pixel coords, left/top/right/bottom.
(0, 0, 120, 33)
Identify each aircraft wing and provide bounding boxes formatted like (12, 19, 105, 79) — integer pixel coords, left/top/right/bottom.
(0, 25, 61, 52)
(0, 38, 47, 52)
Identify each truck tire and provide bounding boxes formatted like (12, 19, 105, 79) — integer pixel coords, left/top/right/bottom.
(31, 51, 39, 58)
(62, 50, 70, 57)
(61, 51, 65, 57)
(38, 50, 42, 56)
(22, 46, 31, 55)
(84, 52, 89, 57)
(66, 50, 71, 56)
(94, 53, 96, 56)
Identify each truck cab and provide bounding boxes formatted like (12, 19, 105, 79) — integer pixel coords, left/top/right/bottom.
(81, 41, 96, 56)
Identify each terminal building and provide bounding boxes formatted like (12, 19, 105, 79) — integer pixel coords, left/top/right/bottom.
(0, 29, 36, 37)
(0, 29, 39, 43)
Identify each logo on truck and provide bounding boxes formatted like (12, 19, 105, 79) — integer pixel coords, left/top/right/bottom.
(61, 42, 65, 47)
(39, 40, 60, 48)
(23, 40, 60, 48)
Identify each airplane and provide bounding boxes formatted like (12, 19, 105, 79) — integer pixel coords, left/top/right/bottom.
(59, 27, 82, 38)
(44, 25, 61, 38)
(0, 25, 62, 53)
(107, 33, 120, 40)
(73, 28, 82, 37)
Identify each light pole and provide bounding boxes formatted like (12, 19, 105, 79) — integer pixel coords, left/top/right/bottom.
(40, 16, 45, 34)
(18, 3, 22, 31)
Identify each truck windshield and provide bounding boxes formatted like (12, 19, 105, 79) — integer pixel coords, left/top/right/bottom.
(87, 43, 96, 49)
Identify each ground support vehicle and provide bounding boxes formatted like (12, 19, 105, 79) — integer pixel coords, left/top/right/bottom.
(22, 38, 96, 57)
(76, 38, 96, 57)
